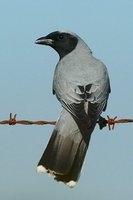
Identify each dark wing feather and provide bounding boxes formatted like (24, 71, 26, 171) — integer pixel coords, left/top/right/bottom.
(61, 82, 109, 118)
(53, 76, 110, 133)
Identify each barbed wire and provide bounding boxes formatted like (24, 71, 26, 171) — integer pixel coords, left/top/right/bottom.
(0, 113, 133, 130)
(0, 113, 56, 126)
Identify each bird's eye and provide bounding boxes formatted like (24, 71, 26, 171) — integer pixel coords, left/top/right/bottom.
(58, 34, 64, 40)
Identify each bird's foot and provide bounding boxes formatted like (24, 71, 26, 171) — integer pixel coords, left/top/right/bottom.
(97, 115, 117, 130)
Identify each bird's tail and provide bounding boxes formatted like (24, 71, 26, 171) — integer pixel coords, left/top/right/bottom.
(37, 109, 96, 188)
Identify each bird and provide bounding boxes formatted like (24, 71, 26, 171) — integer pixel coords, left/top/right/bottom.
(35, 30, 111, 188)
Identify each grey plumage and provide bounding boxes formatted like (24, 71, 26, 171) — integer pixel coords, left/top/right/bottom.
(35, 31, 111, 187)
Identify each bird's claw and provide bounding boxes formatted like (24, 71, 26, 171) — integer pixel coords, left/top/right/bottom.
(97, 116, 107, 130)
(97, 115, 117, 130)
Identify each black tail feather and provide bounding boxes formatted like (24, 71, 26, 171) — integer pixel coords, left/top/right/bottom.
(37, 109, 96, 187)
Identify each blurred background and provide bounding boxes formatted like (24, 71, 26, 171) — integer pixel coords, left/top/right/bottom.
(0, 0, 133, 199)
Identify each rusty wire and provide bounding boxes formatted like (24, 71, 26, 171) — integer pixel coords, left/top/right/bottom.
(0, 113, 133, 130)
(0, 113, 56, 126)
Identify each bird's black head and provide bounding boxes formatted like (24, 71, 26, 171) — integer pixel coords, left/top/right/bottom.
(35, 31, 78, 59)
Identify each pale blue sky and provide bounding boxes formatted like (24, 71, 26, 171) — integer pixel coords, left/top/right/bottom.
(0, 0, 133, 199)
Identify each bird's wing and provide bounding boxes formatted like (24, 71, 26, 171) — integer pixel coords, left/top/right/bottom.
(53, 74, 110, 122)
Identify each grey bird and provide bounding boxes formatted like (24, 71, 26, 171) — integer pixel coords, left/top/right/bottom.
(35, 30, 111, 188)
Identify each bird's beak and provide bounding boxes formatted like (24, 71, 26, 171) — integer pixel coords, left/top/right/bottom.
(35, 37, 53, 45)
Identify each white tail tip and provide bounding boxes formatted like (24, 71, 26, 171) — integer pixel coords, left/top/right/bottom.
(36, 165, 76, 188)
(66, 180, 76, 188)
(36, 165, 47, 173)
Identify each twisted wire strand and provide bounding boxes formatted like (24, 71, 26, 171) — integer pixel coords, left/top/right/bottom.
(0, 113, 133, 130)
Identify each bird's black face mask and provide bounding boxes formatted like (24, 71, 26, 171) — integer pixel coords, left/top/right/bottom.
(35, 31, 78, 59)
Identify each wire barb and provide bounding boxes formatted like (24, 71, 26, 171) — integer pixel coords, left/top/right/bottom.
(107, 115, 117, 130)
(0, 113, 133, 130)
(97, 115, 133, 130)
(9, 113, 17, 125)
